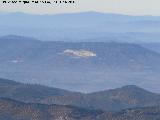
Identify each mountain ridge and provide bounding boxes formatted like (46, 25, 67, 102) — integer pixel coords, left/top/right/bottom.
(1, 12, 160, 42)
(0, 96, 160, 120)
(42, 84, 160, 111)
(0, 78, 78, 103)
(0, 78, 160, 111)
(0, 35, 160, 92)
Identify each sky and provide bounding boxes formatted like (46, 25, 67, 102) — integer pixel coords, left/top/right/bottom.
(0, 0, 160, 15)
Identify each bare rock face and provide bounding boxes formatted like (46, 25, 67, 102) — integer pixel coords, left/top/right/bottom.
(63, 49, 97, 58)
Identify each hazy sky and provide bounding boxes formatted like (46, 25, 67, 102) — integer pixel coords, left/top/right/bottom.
(0, 0, 160, 15)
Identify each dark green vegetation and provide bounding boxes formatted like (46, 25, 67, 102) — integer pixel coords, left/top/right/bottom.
(0, 78, 76, 102)
(1, 78, 160, 119)
(0, 98, 160, 120)
(1, 78, 160, 111)
(0, 98, 103, 120)
(98, 106, 160, 120)
(1, 35, 160, 119)
(42, 85, 160, 111)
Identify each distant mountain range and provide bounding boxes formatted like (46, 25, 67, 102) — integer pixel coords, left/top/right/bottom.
(1, 12, 160, 42)
(1, 78, 160, 111)
(0, 78, 160, 120)
(1, 35, 160, 92)
(0, 35, 160, 92)
(1, 11, 160, 120)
